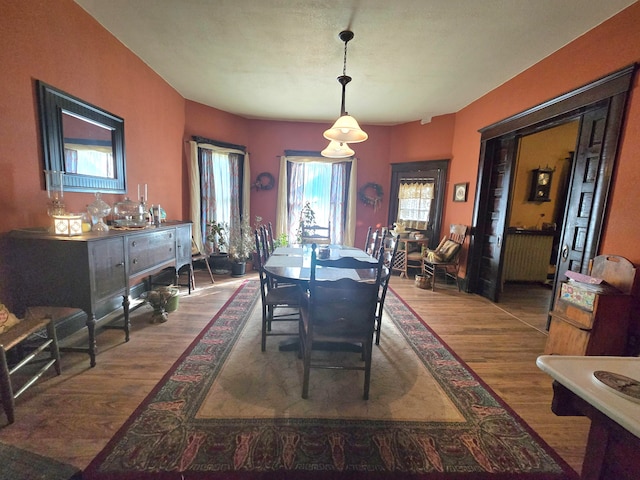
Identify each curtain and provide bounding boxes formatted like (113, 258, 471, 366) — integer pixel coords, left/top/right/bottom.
(188, 141, 250, 254)
(397, 181, 434, 230)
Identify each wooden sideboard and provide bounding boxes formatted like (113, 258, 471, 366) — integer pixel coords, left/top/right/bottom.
(8, 221, 192, 367)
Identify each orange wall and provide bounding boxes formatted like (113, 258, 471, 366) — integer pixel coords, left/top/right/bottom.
(450, 3, 640, 270)
(0, 0, 186, 231)
(3, 0, 640, 311)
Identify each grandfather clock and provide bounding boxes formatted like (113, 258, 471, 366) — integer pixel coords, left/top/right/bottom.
(529, 167, 554, 202)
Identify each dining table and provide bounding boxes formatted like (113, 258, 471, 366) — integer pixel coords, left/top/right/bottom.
(263, 244, 386, 352)
(263, 244, 385, 285)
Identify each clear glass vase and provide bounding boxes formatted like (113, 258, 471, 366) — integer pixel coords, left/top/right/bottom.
(87, 192, 111, 232)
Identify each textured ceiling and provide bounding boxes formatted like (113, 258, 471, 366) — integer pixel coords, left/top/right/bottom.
(74, 0, 636, 125)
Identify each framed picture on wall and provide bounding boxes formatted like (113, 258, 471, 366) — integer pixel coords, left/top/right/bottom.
(453, 182, 468, 202)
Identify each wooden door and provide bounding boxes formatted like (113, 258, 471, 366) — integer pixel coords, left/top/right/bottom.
(554, 105, 608, 285)
(471, 135, 516, 301)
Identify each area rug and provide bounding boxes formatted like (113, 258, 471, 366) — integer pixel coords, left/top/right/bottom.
(84, 280, 577, 479)
(0, 442, 81, 480)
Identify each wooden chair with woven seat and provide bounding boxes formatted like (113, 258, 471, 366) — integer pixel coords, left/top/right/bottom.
(188, 237, 215, 292)
(0, 307, 61, 424)
(422, 224, 468, 291)
(299, 243, 384, 400)
(254, 229, 301, 352)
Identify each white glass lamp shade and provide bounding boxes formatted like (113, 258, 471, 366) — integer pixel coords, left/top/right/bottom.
(53, 214, 83, 236)
(323, 115, 368, 143)
(321, 140, 355, 158)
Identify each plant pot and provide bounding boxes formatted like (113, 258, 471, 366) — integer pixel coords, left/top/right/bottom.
(231, 261, 246, 277)
(165, 290, 180, 312)
(209, 253, 230, 274)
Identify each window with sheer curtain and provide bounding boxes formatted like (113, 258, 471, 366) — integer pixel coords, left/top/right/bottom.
(397, 181, 434, 230)
(199, 149, 240, 253)
(275, 154, 357, 246)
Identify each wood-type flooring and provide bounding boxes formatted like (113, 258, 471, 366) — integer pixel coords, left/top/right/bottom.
(0, 270, 589, 476)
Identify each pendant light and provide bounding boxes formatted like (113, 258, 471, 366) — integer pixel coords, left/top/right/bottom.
(321, 140, 355, 158)
(322, 30, 368, 158)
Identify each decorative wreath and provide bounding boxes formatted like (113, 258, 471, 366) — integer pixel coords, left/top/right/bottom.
(253, 172, 275, 191)
(358, 182, 383, 211)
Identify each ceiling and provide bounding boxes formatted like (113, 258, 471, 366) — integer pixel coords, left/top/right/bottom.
(74, 0, 636, 126)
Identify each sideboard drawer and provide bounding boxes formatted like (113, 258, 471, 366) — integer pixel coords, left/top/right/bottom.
(128, 229, 175, 275)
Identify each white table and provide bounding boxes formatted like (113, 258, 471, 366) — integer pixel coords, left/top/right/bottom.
(537, 355, 640, 479)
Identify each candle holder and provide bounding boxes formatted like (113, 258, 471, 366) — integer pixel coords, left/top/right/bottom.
(45, 170, 65, 217)
(52, 214, 83, 236)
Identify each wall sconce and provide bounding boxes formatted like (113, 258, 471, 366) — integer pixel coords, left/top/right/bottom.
(53, 214, 83, 236)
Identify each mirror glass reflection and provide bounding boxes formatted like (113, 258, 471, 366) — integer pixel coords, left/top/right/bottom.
(62, 112, 115, 179)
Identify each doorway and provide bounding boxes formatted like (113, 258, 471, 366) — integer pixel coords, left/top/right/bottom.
(388, 159, 449, 249)
(467, 65, 635, 319)
(502, 121, 579, 291)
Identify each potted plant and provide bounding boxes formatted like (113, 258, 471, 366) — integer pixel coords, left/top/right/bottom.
(296, 201, 316, 244)
(228, 216, 254, 277)
(206, 220, 227, 253)
(141, 286, 179, 324)
(206, 220, 230, 271)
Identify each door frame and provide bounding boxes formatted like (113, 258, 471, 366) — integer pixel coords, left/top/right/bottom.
(467, 64, 636, 301)
(388, 159, 449, 249)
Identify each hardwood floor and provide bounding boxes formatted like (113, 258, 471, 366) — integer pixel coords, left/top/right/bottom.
(0, 270, 589, 475)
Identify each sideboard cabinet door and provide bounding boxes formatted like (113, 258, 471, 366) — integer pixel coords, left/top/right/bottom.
(90, 237, 126, 303)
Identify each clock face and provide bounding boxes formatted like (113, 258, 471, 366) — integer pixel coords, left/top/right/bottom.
(538, 172, 550, 186)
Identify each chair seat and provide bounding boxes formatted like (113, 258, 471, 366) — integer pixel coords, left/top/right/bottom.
(0, 314, 61, 424)
(264, 284, 300, 306)
(301, 305, 371, 340)
(407, 251, 423, 261)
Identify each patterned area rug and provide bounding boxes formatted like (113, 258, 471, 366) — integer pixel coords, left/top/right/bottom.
(84, 280, 577, 479)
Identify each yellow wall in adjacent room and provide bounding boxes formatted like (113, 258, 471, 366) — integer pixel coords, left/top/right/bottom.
(509, 121, 580, 230)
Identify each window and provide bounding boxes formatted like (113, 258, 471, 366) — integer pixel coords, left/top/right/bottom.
(276, 154, 357, 246)
(188, 138, 248, 255)
(397, 181, 434, 230)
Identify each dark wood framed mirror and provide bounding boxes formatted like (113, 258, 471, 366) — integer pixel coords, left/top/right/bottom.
(37, 80, 126, 193)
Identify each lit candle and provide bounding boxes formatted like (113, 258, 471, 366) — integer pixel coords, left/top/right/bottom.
(144, 184, 148, 202)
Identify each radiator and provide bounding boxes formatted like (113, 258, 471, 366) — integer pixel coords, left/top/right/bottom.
(503, 233, 554, 282)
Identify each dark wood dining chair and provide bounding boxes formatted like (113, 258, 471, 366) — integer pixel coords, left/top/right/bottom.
(364, 226, 372, 252)
(254, 229, 300, 351)
(301, 223, 330, 245)
(375, 233, 400, 345)
(266, 222, 276, 254)
(365, 228, 379, 256)
(299, 243, 384, 400)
